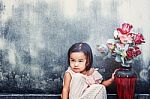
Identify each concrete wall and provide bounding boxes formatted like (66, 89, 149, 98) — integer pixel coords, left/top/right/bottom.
(0, 0, 150, 94)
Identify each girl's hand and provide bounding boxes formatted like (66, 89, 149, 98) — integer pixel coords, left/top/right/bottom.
(102, 69, 119, 87)
(111, 69, 119, 80)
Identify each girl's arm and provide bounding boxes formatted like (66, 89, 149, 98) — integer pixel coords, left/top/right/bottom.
(101, 77, 114, 87)
(101, 69, 118, 87)
(61, 72, 72, 99)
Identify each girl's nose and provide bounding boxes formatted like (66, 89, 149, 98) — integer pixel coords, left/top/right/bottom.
(75, 62, 79, 66)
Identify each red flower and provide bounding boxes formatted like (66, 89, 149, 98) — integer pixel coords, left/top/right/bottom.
(126, 46, 141, 59)
(133, 33, 145, 44)
(126, 48, 133, 59)
(99, 23, 145, 66)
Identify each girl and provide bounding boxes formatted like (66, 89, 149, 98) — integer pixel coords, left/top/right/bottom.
(62, 42, 116, 99)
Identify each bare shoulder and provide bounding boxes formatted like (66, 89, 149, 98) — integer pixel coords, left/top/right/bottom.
(64, 72, 72, 80)
(63, 72, 72, 86)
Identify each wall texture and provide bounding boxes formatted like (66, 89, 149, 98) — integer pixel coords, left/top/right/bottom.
(0, 0, 150, 94)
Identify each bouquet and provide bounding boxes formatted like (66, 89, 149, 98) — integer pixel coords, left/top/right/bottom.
(97, 23, 145, 67)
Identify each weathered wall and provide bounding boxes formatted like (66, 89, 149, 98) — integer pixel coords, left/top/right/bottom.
(0, 0, 150, 94)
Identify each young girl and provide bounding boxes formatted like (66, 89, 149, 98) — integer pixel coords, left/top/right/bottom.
(62, 42, 116, 99)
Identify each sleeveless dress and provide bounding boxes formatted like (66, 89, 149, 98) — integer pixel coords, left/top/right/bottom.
(65, 67, 107, 99)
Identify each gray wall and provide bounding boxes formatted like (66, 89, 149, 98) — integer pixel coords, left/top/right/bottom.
(0, 0, 150, 94)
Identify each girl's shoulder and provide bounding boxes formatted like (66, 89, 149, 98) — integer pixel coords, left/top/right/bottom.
(86, 68, 99, 76)
(89, 68, 103, 78)
(86, 68, 103, 84)
(65, 67, 75, 77)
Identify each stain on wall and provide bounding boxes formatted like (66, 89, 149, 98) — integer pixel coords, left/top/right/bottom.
(0, 0, 150, 94)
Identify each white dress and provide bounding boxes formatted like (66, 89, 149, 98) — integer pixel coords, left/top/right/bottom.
(65, 67, 107, 99)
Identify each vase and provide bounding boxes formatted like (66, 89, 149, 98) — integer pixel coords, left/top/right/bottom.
(114, 66, 137, 99)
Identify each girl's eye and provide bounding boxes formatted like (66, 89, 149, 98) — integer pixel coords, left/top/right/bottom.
(79, 60, 84, 62)
(70, 59, 75, 62)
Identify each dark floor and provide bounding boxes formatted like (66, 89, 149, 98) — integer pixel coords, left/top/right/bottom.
(0, 94, 149, 99)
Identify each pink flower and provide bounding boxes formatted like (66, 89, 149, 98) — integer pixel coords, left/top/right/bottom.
(119, 33, 133, 44)
(117, 23, 133, 34)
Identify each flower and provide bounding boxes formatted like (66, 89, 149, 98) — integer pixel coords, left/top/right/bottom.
(133, 33, 145, 44)
(117, 23, 133, 34)
(97, 23, 145, 67)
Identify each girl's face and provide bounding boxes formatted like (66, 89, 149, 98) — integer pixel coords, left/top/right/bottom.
(69, 52, 87, 74)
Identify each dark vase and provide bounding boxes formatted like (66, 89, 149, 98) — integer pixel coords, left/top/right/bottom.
(114, 65, 137, 99)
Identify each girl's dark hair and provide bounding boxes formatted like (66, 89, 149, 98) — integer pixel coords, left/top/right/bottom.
(67, 42, 93, 71)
